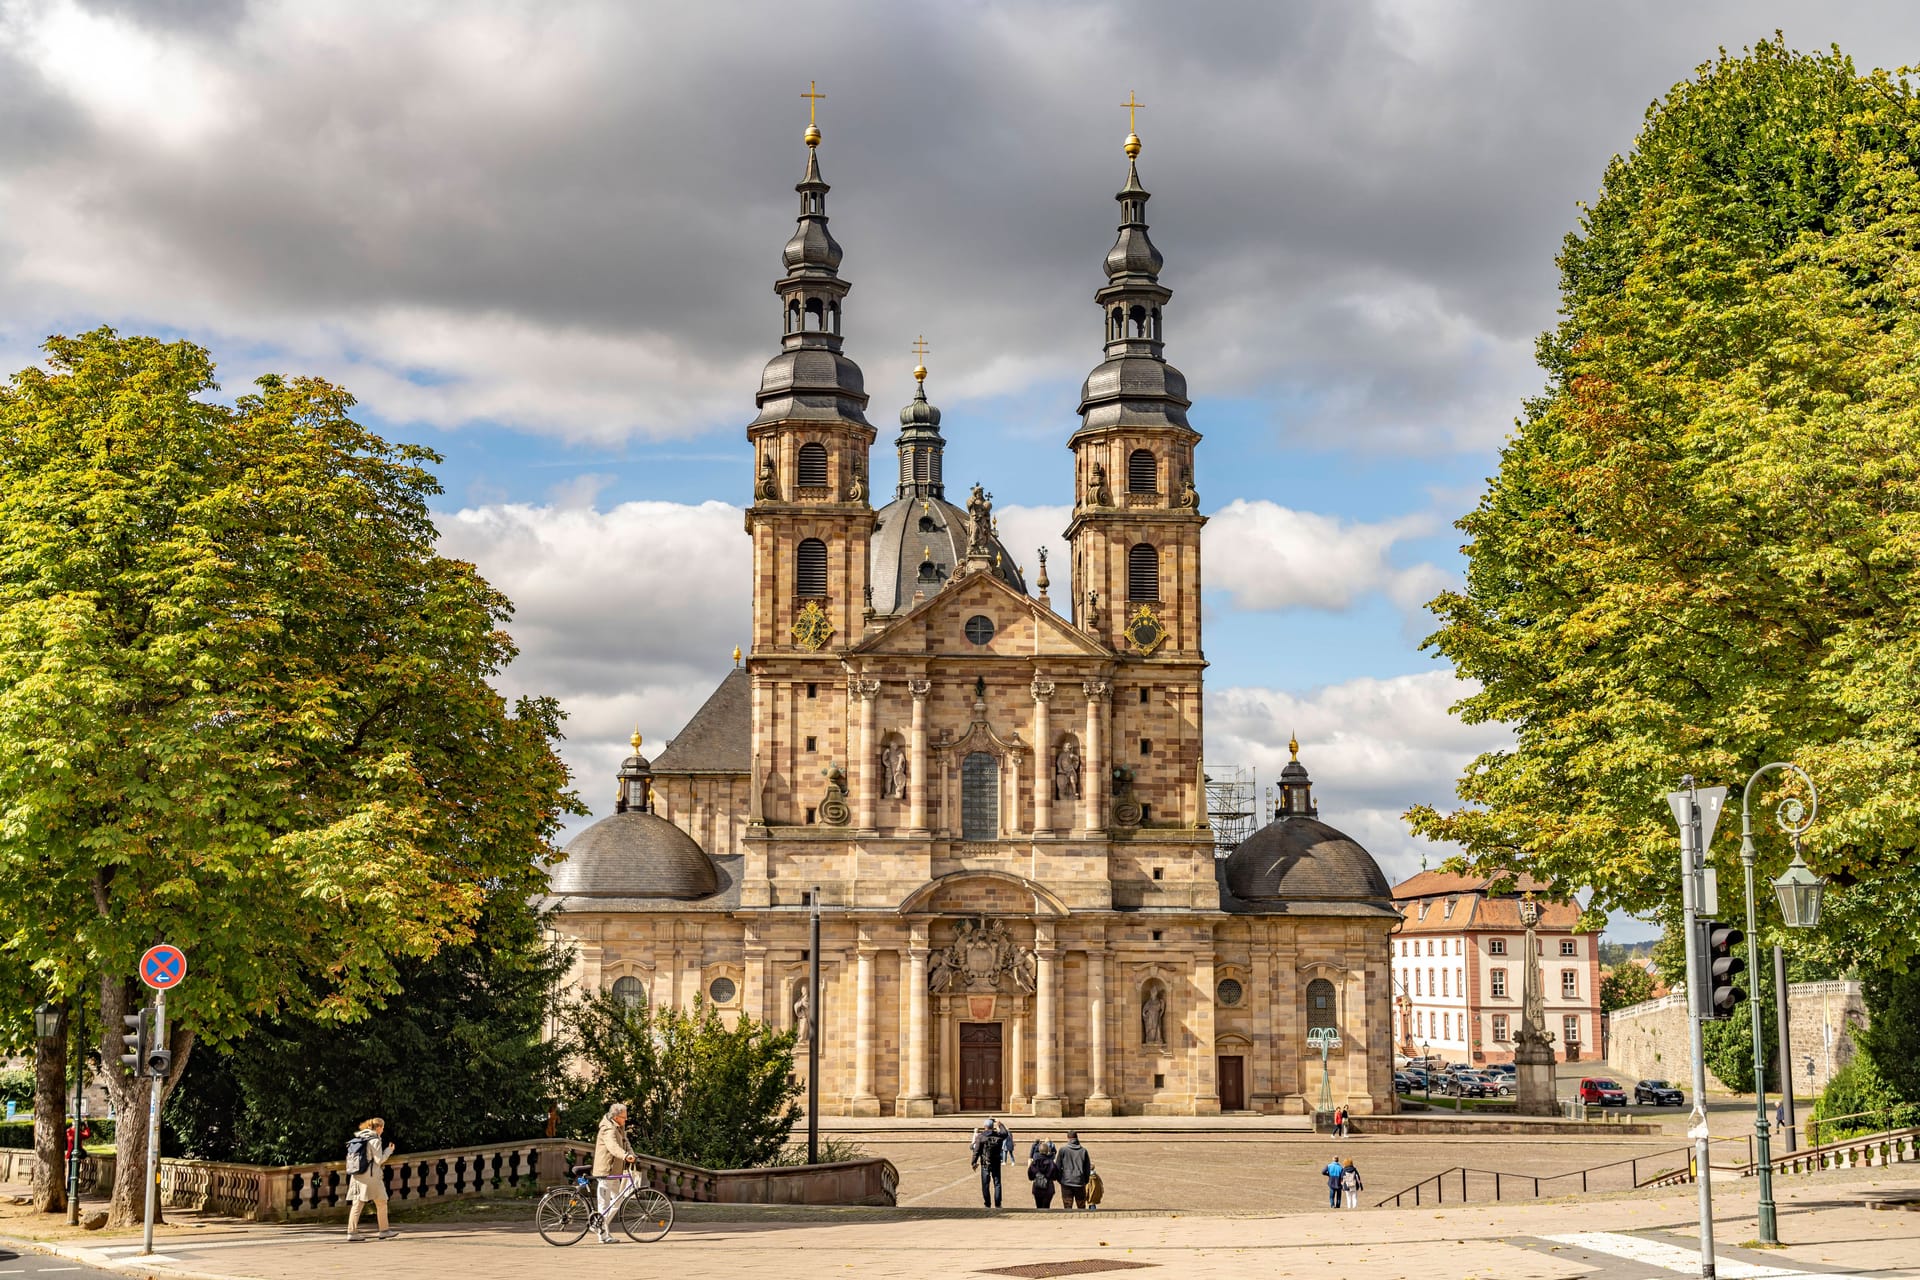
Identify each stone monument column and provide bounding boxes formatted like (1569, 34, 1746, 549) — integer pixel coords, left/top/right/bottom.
(1513, 896, 1559, 1116)
(1031, 679, 1055, 835)
(1082, 679, 1110, 834)
(902, 924, 932, 1116)
(851, 935, 880, 1116)
(1084, 934, 1114, 1115)
(908, 678, 931, 833)
(1033, 923, 1062, 1116)
(852, 677, 880, 831)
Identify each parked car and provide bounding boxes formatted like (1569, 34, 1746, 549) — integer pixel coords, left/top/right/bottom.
(1403, 1068, 1430, 1090)
(1578, 1077, 1629, 1107)
(1483, 1062, 1517, 1078)
(1394, 1071, 1417, 1092)
(1634, 1079, 1684, 1106)
(1444, 1072, 1494, 1099)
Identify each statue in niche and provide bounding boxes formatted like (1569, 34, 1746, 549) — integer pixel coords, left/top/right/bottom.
(928, 949, 957, 994)
(879, 739, 909, 799)
(1141, 984, 1167, 1047)
(965, 482, 994, 556)
(756, 454, 780, 501)
(792, 986, 811, 1044)
(1054, 738, 1083, 800)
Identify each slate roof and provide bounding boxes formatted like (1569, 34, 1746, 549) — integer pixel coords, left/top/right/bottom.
(652, 668, 750, 775)
(1217, 814, 1400, 918)
(548, 810, 721, 899)
(540, 855, 744, 914)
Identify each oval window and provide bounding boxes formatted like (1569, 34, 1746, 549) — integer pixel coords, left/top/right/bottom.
(708, 976, 737, 1005)
(964, 615, 995, 645)
(1216, 978, 1243, 1007)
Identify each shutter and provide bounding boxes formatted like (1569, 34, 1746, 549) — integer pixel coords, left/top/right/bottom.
(797, 443, 828, 488)
(796, 538, 828, 596)
(1127, 449, 1157, 493)
(1127, 543, 1159, 600)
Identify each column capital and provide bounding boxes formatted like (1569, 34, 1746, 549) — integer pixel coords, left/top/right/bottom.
(849, 676, 881, 700)
(908, 676, 933, 699)
(909, 921, 930, 949)
(1031, 677, 1057, 702)
(1083, 677, 1112, 702)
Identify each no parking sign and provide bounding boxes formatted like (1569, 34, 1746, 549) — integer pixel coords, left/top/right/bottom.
(139, 944, 186, 990)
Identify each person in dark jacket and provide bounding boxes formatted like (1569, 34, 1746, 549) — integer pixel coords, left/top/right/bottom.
(1027, 1141, 1058, 1209)
(1323, 1155, 1345, 1209)
(970, 1118, 1005, 1208)
(1054, 1132, 1094, 1209)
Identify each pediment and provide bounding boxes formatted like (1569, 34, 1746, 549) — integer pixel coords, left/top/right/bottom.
(898, 870, 1070, 918)
(852, 569, 1111, 658)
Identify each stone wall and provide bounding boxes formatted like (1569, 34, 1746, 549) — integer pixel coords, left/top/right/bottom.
(1605, 980, 1866, 1094)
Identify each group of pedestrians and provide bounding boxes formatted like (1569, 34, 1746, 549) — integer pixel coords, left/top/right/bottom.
(1322, 1154, 1364, 1208)
(970, 1120, 1100, 1210)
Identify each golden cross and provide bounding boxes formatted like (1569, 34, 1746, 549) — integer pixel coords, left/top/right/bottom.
(912, 335, 930, 362)
(802, 81, 825, 128)
(1122, 91, 1145, 132)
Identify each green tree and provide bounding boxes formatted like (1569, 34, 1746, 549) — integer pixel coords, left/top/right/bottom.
(1701, 995, 1779, 1094)
(560, 990, 800, 1171)
(0, 330, 577, 1224)
(165, 893, 571, 1165)
(1409, 37, 1920, 971)
(1600, 962, 1657, 1013)
(1855, 966, 1920, 1104)
(1810, 1054, 1920, 1140)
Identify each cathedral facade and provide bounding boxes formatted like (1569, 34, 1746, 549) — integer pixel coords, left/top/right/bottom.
(544, 113, 1399, 1117)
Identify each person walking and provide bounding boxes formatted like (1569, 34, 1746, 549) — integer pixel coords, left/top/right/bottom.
(971, 1118, 1005, 1208)
(1332, 1104, 1347, 1138)
(344, 1118, 396, 1242)
(1322, 1154, 1345, 1209)
(592, 1102, 636, 1244)
(1341, 1156, 1363, 1209)
(1055, 1131, 1094, 1210)
(1026, 1140, 1058, 1209)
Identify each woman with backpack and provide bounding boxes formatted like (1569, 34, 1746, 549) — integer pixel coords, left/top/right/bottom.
(1026, 1140, 1058, 1209)
(345, 1117, 397, 1241)
(1340, 1156, 1363, 1209)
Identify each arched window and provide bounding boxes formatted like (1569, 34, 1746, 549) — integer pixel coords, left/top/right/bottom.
(1127, 542, 1159, 601)
(786, 299, 800, 333)
(1129, 304, 1147, 337)
(828, 301, 841, 334)
(1151, 307, 1162, 339)
(804, 298, 824, 331)
(795, 538, 828, 597)
(1128, 448, 1157, 493)
(1306, 978, 1336, 1032)
(797, 442, 828, 488)
(611, 976, 645, 1012)
(961, 752, 999, 840)
(1110, 307, 1124, 340)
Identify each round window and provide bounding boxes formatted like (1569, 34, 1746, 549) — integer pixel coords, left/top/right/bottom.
(964, 615, 995, 645)
(708, 976, 737, 1005)
(1216, 978, 1244, 1007)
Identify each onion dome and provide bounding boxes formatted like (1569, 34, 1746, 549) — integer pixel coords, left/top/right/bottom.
(551, 811, 721, 900)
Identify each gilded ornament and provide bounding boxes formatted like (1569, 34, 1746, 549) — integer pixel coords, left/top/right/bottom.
(791, 599, 835, 651)
(1125, 601, 1168, 655)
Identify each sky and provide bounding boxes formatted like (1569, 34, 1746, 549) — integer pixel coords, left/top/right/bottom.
(9, 1, 1920, 939)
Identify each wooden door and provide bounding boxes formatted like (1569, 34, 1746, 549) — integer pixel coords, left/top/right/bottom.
(959, 1022, 1003, 1111)
(1219, 1055, 1245, 1111)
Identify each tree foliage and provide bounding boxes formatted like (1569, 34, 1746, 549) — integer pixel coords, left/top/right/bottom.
(1855, 965, 1920, 1104)
(1410, 38, 1920, 969)
(1811, 1053, 1920, 1139)
(165, 893, 570, 1165)
(0, 330, 578, 1221)
(1600, 962, 1657, 1012)
(560, 990, 800, 1171)
(1701, 993, 1779, 1094)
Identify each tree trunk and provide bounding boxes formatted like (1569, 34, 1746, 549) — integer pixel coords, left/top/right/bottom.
(30, 1016, 67, 1214)
(99, 977, 194, 1229)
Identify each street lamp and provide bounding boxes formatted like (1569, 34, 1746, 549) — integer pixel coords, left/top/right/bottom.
(1739, 762, 1819, 1246)
(1422, 1039, 1432, 1102)
(34, 1002, 63, 1040)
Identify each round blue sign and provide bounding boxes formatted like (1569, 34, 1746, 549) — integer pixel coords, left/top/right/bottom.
(140, 944, 186, 990)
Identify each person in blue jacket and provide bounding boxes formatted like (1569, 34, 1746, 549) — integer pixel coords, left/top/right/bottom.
(1323, 1154, 1345, 1209)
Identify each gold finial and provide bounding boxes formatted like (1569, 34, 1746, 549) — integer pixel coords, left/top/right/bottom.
(802, 81, 825, 147)
(1288, 732, 1299, 761)
(647, 786, 658, 808)
(1122, 91, 1145, 158)
(912, 334, 929, 384)
(922, 545, 932, 561)
(921, 498, 930, 515)
(630, 726, 644, 753)
(732, 645, 742, 666)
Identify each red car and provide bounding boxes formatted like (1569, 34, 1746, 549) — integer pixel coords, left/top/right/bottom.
(1578, 1077, 1628, 1107)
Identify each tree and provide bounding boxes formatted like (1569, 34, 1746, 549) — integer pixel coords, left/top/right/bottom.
(1701, 994, 1778, 1094)
(1600, 962, 1656, 1013)
(1409, 37, 1920, 971)
(1855, 966, 1920, 1105)
(166, 893, 571, 1165)
(560, 990, 800, 1171)
(0, 331, 577, 1224)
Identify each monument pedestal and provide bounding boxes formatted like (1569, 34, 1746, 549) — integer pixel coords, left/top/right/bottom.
(1513, 1039, 1558, 1116)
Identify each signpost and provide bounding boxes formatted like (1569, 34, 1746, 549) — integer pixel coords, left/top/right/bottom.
(1668, 780, 1726, 1280)
(137, 945, 185, 1256)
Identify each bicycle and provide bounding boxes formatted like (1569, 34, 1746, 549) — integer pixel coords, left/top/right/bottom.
(536, 1162, 673, 1245)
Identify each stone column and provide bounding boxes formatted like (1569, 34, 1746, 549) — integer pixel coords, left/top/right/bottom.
(1033, 923, 1062, 1115)
(1085, 927, 1113, 1115)
(901, 924, 933, 1116)
(1031, 679, 1055, 836)
(1082, 679, 1110, 834)
(744, 922, 768, 1027)
(908, 678, 932, 834)
(1249, 938, 1275, 1110)
(1194, 947, 1220, 1114)
(852, 934, 880, 1115)
(852, 677, 880, 831)
(1008, 1005, 1027, 1112)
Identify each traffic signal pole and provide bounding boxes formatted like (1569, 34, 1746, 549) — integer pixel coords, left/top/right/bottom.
(1675, 777, 1719, 1280)
(142, 988, 164, 1256)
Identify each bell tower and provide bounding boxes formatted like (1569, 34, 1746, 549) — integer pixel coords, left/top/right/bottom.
(1063, 106, 1205, 660)
(746, 87, 877, 657)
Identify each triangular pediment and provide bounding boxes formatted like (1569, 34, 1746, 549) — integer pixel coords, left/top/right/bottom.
(852, 569, 1112, 658)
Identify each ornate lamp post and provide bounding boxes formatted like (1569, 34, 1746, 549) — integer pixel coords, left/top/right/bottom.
(1739, 763, 1820, 1246)
(1307, 1026, 1342, 1116)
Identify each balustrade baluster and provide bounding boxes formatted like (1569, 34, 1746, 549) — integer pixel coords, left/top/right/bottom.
(435, 1158, 448, 1196)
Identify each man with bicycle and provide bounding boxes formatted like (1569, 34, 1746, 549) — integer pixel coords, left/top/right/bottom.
(592, 1102, 637, 1243)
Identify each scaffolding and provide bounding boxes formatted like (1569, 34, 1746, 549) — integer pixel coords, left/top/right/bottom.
(1203, 763, 1257, 858)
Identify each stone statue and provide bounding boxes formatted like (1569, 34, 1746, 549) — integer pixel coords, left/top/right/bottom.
(848, 457, 866, 503)
(927, 917, 1026, 994)
(1512, 894, 1559, 1116)
(1054, 739, 1082, 800)
(756, 454, 779, 501)
(792, 987, 811, 1044)
(1089, 462, 1111, 506)
(879, 739, 909, 799)
(1177, 466, 1198, 509)
(965, 483, 994, 556)
(928, 950, 956, 993)
(1141, 984, 1166, 1046)
(1013, 948, 1037, 995)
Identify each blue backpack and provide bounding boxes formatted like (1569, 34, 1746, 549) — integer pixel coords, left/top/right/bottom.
(346, 1134, 375, 1175)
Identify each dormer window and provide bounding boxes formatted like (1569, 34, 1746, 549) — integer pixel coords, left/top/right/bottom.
(1443, 896, 1457, 919)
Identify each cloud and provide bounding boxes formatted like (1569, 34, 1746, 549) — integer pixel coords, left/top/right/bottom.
(1203, 498, 1452, 614)
(1206, 669, 1512, 886)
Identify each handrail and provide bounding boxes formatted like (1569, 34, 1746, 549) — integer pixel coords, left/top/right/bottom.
(1372, 1135, 1754, 1209)
(1809, 1107, 1916, 1146)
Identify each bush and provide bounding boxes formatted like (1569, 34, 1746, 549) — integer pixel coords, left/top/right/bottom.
(1809, 1056, 1920, 1143)
(1701, 994, 1778, 1094)
(0, 1067, 31, 1109)
(560, 989, 800, 1170)
(0, 1117, 114, 1149)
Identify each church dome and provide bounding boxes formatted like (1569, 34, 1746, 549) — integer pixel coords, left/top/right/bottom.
(869, 493, 1026, 616)
(1223, 814, 1393, 903)
(551, 810, 721, 900)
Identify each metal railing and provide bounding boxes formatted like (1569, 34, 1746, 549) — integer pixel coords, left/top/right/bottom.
(1373, 1135, 1754, 1208)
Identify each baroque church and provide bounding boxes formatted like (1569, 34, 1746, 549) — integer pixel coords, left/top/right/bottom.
(543, 106, 1400, 1116)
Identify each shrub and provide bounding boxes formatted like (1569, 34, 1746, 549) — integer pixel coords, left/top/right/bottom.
(1809, 1056, 1920, 1143)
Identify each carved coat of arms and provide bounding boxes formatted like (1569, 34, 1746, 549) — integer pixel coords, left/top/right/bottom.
(928, 917, 1035, 995)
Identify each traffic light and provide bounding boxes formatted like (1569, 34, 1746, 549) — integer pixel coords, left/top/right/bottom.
(1701, 918, 1746, 1020)
(145, 1046, 172, 1079)
(119, 1009, 146, 1074)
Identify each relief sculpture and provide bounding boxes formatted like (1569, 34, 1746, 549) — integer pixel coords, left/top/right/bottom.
(927, 917, 1034, 994)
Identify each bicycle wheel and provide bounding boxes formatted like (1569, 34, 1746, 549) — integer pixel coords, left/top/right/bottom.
(536, 1187, 593, 1245)
(618, 1186, 673, 1243)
